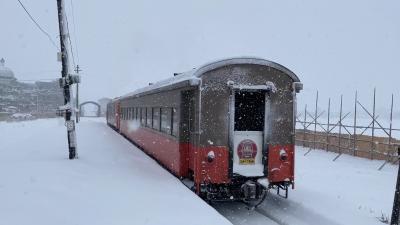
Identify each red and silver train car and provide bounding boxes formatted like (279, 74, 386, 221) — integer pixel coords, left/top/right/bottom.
(107, 57, 302, 203)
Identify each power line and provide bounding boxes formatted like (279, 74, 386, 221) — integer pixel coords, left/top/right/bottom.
(16, 0, 59, 50)
(65, 13, 76, 69)
(70, 0, 80, 64)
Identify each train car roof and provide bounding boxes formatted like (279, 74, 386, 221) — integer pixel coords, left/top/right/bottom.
(121, 57, 300, 99)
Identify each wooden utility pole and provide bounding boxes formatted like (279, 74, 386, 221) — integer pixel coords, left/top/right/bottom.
(391, 147, 400, 225)
(57, 0, 79, 159)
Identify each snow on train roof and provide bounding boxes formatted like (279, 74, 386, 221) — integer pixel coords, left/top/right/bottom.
(122, 57, 300, 98)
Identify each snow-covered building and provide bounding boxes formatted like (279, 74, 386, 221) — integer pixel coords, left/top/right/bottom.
(0, 58, 17, 85)
(0, 58, 63, 120)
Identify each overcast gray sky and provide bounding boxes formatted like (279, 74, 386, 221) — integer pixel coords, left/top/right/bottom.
(1, 0, 399, 114)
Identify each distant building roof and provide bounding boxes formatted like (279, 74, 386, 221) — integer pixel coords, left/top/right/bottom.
(0, 58, 16, 79)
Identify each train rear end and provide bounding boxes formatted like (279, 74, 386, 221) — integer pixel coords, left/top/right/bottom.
(191, 60, 302, 204)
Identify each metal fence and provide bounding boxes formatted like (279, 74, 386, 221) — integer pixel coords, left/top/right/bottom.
(295, 89, 400, 170)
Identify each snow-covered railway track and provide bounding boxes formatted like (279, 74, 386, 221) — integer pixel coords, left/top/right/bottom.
(213, 193, 343, 225)
(255, 194, 342, 225)
(213, 201, 282, 225)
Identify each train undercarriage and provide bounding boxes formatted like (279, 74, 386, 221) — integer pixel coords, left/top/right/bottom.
(182, 176, 292, 207)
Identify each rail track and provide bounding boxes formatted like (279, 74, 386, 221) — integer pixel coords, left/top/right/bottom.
(213, 193, 342, 225)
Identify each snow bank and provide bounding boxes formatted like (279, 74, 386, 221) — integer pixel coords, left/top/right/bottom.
(215, 147, 397, 225)
(286, 147, 397, 225)
(257, 147, 396, 225)
(0, 118, 231, 225)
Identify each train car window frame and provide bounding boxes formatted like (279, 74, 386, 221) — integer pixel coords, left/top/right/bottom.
(139, 107, 141, 123)
(134, 107, 137, 120)
(161, 107, 172, 135)
(141, 107, 146, 126)
(146, 107, 152, 127)
(152, 107, 161, 131)
(127, 108, 130, 120)
(172, 107, 178, 137)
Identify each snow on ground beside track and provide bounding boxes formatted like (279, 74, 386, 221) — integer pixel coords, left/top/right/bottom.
(259, 147, 396, 225)
(0, 118, 232, 225)
(214, 202, 278, 225)
(1, 118, 396, 225)
(215, 147, 397, 225)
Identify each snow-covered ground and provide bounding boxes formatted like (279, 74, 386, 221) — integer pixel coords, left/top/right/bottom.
(215, 147, 397, 225)
(0, 118, 397, 225)
(0, 118, 231, 225)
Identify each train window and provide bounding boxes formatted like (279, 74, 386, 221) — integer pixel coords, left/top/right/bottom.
(172, 108, 178, 137)
(234, 91, 265, 131)
(138, 108, 141, 123)
(141, 108, 146, 126)
(133, 107, 138, 120)
(153, 108, 160, 131)
(161, 108, 172, 134)
(146, 107, 152, 127)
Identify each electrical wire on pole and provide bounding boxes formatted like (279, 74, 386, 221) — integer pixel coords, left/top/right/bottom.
(16, 0, 59, 50)
(65, 14, 76, 69)
(69, 0, 80, 64)
(56, 0, 80, 160)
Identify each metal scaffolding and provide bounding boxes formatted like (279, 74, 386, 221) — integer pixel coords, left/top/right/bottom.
(296, 89, 400, 170)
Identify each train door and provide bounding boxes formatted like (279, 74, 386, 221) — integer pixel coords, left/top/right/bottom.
(181, 90, 196, 177)
(232, 90, 267, 177)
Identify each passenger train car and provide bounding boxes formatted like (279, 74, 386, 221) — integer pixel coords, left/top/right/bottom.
(107, 57, 302, 203)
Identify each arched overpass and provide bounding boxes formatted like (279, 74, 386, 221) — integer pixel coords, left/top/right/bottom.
(79, 101, 101, 117)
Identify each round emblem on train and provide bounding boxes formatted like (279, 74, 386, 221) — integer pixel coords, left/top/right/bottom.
(237, 139, 257, 165)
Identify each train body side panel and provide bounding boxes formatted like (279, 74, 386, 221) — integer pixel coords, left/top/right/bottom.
(118, 89, 190, 178)
(119, 121, 188, 177)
